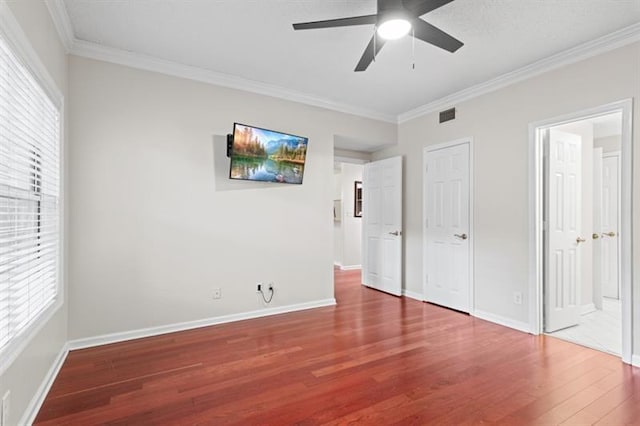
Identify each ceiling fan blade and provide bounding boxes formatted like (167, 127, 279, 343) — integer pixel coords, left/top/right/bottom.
(410, 18, 463, 52)
(402, 0, 455, 17)
(293, 15, 377, 30)
(355, 34, 386, 72)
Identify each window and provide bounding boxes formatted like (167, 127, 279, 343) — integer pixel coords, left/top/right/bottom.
(0, 31, 61, 354)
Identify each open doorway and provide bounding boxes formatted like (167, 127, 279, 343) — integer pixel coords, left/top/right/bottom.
(529, 100, 632, 363)
(333, 153, 403, 297)
(333, 161, 364, 271)
(544, 113, 622, 354)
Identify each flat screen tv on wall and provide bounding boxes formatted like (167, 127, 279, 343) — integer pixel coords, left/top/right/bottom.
(229, 123, 308, 184)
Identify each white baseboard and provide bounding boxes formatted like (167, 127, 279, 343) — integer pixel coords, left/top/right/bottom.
(340, 265, 361, 271)
(68, 298, 337, 350)
(20, 342, 69, 426)
(18, 299, 337, 423)
(580, 303, 596, 315)
(632, 354, 640, 368)
(402, 289, 423, 301)
(473, 309, 532, 334)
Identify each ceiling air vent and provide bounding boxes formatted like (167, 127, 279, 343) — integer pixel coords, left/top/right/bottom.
(439, 108, 456, 123)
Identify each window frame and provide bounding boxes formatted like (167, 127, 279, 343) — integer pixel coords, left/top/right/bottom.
(0, 1, 65, 375)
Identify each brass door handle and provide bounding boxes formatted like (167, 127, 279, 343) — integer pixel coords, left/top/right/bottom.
(592, 233, 600, 240)
(454, 233, 468, 240)
(602, 231, 616, 237)
(576, 237, 586, 244)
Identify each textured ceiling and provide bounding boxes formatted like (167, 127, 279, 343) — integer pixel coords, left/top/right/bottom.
(63, 0, 640, 119)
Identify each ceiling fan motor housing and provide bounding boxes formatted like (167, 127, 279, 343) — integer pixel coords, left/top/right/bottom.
(377, 0, 412, 24)
(378, 0, 406, 12)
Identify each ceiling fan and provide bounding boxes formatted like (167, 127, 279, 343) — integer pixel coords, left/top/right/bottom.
(292, 0, 463, 72)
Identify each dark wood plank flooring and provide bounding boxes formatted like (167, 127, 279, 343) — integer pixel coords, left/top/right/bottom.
(35, 269, 640, 425)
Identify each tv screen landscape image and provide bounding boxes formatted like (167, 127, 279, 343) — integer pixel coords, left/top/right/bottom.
(229, 123, 308, 184)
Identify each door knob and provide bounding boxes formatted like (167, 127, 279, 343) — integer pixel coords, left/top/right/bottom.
(592, 233, 599, 240)
(602, 231, 616, 237)
(576, 237, 586, 244)
(454, 233, 468, 240)
(389, 230, 401, 236)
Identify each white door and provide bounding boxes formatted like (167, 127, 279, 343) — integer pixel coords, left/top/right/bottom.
(424, 142, 471, 312)
(544, 129, 583, 332)
(601, 153, 620, 299)
(362, 156, 402, 296)
(592, 148, 603, 310)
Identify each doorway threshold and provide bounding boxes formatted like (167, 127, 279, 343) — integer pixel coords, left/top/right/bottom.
(546, 299, 621, 356)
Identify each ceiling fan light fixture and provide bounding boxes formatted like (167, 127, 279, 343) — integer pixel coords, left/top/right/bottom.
(377, 18, 411, 40)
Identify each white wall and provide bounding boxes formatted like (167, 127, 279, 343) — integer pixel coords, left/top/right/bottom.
(339, 163, 363, 268)
(373, 42, 640, 358)
(0, 1, 68, 425)
(334, 148, 372, 163)
(67, 55, 396, 340)
(554, 120, 594, 308)
(595, 135, 622, 153)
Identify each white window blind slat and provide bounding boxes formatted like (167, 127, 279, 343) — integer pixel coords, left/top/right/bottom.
(0, 127, 60, 179)
(0, 118, 60, 159)
(0, 30, 60, 354)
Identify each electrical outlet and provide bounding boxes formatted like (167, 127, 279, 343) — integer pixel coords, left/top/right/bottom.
(2, 390, 10, 426)
(257, 283, 262, 292)
(212, 288, 222, 299)
(513, 292, 523, 305)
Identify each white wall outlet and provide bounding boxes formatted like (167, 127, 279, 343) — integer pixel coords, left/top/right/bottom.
(513, 292, 523, 305)
(212, 288, 222, 299)
(2, 390, 10, 426)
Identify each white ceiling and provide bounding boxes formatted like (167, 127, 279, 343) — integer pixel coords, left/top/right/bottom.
(62, 0, 639, 120)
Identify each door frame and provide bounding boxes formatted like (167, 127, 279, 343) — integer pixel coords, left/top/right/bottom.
(528, 99, 633, 364)
(422, 137, 474, 312)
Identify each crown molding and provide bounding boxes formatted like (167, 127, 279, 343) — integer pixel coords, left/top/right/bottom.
(398, 22, 640, 124)
(44, 0, 640, 126)
(70, 39, 398, 123)
(44, 0, 396, 123)
(44, 0, 74, 53)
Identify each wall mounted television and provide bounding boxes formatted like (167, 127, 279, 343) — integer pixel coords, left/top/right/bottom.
(229, 123, 308, 184)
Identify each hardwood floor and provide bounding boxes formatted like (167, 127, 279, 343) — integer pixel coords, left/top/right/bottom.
(36, 269, 640, 425)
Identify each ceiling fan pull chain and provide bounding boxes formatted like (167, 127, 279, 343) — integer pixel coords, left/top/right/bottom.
(412, 28, 415, 70)
(373, 26, 377, 62)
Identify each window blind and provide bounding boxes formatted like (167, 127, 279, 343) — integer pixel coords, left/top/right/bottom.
(0, 32, 60, 352)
